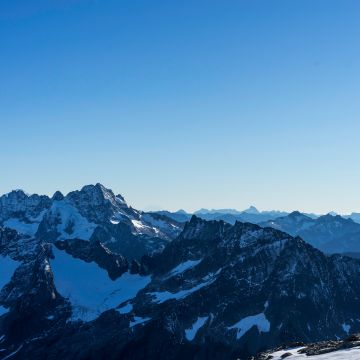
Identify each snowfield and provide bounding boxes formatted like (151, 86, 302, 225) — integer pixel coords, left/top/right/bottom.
(268, 346, 360, 359)
(49, 200, 97, 240)
(50, 246, 151, 321)
(3, 218, 39, 236)
(185, 316, 209, 341)
(0, 255, 20, 290)
(228, 312, 270, 339)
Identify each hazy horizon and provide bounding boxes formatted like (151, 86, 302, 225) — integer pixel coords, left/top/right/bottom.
(0, 183, 358, 216)
(2, 0, 360, 214)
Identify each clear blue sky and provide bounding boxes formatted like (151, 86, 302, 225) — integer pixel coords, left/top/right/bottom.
(1, 0, 360, 214)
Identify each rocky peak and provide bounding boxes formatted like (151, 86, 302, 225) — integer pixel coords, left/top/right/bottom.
(243, 205, 260, 214)
(0, 190, 51, 222)
(51, 191, 64, 201)
(287, 211, 311, 222)
(65, 183, 135, 223)
(181, 215, 228, 240)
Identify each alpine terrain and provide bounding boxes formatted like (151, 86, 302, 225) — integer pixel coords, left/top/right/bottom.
(0, 186, 360, 359)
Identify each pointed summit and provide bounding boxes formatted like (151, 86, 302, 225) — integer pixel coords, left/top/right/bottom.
(243, 206, 259, 214)
(52, 191, 64, 201)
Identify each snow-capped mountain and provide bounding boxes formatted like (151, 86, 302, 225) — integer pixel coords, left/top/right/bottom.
(260, 211, 360, 254)
(0, 190, 52, 236)
(3, 213, 360, 359)
(0, 184, 183, 260)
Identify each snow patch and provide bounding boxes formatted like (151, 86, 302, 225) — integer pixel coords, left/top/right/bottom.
(268, 346, 360, 359)
(50, 247, 151, 322)
(50, 200, 97, 240)
(130, 316, 151, 328)
(149, 276, 217, 304)
(3, 218, 39, 236)
(116, 303, 133, 314)
(168, 259, 202, 277)
(0, 255, 20, 290)
(228, 312, 270, 339)
(131, 220, 146, 230)
(131, 219, 157, 236)
(342, 323, 351, 334)
(0, 306, 9, 316)
(185, 316, 208, 341)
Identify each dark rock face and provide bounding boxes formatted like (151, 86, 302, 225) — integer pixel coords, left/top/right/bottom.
(0, 190, 52, 222)
(260, 211, 360, 254)
(2, 196, 360, 359)
(54, 239, 129, 280)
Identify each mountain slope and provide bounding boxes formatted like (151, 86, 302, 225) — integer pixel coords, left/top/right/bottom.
(0, 184, 184, 260)
(3, 217, 360, 359)
(261, 212, 360, 254)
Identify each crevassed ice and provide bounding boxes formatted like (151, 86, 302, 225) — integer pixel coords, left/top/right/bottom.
(50, 247, 151, 322)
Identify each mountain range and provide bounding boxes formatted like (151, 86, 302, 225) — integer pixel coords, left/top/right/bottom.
(0, 184, 183, 260)
(260, 211, 360, 255)
(1, 185, 360, 359)
(153, 207, 360, 226)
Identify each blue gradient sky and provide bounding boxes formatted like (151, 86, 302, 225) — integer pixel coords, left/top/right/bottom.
(1, 0, 360, 213)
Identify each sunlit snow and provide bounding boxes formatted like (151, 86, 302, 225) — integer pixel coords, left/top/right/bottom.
(268, 346, 360, 359)
(50, 200, 97, 240)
